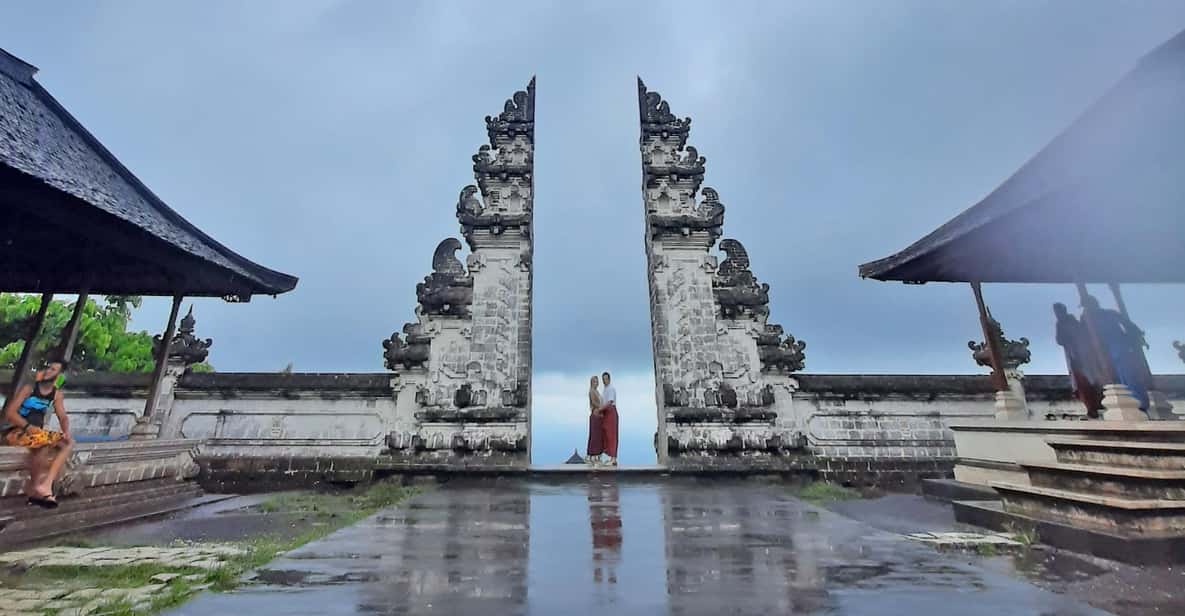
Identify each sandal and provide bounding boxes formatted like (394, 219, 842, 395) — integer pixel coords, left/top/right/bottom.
(27, 495, 58, 509)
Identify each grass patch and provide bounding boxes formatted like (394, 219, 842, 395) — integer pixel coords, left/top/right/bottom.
(792, 481, 861, 504)
(1004, 522, 1040, 547)
(16, 562, 206, 589)
(22, 480, 421, 615)
(975, 543, 999, 557)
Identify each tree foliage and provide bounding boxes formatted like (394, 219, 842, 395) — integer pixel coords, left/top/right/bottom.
(0, 294, 213, 373)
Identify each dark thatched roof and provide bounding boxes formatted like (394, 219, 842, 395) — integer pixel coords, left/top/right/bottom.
(0, 48, 297, 299)
(860, 29, 1185, 284)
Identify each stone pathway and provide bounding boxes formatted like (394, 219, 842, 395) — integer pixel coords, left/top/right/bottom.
(904, 530, 1024, 550)
(0, 544, 245, 615)
(168, 477, 1109, 615)
(0, 545, 245, 570)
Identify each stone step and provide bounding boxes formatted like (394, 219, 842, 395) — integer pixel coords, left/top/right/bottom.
(1046, 437, 1185, 470)
(921, 478, 999, 502)
(1023, 461, 1185, 500)
(992, 481, 1185, 536)
(952, 498, 1185, 565)
(0, 483, 207, 547)
(0, 477, 191, 517)
(2, 481, 202, 527)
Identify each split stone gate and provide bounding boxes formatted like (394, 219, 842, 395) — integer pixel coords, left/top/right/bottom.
(379, 78, 810, 470)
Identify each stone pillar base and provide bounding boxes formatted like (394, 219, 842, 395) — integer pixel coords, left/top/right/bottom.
(994, 391, 1028, 421)
(1101, 384, 1149, 422)
(128, 416, 161, 440)
(1146, 390, 1177, 421)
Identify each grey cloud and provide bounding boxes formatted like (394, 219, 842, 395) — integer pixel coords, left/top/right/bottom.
(3, 1, 1184, 378)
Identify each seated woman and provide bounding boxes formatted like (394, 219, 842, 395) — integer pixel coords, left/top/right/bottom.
(2, 358, 73, 508)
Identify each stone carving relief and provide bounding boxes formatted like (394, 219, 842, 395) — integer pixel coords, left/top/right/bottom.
(648, 186, 726, 240)
(457, 184, 530, 245)
(714, 239, 770, 320)
(968, 316, 1032, 370)
(415, 238, 473, 318)
(757, 324, 807, 373)
(153, 306, 212, 367)
(383, 323, 431, 370)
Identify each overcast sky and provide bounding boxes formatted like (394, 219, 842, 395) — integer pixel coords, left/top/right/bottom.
(4, 2, 1185, 463)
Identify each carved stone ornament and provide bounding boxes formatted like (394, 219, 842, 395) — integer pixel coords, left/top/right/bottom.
(649, 186, 725, 240)
(153, 306, 212, 366)
(757, 324, 807, 372)
(415, 238, 474, 318)
(382, 322, 431, 370)
(456, 185, 530, 245)
(485, 77, 535, 143)
(713, 239, 771, 320)
(454, 383, 474, 409)
(968, 317, 1031, 370)
(644, 145, 706, 191)
(708, 383, 739, 409)
(473, 144, 532, 182)
(638, 78, 691, 145)
(502, 378, 529, 408)
(663, 383, 691, 407)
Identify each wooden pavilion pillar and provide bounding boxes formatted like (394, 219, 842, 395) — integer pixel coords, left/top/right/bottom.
(971, 282, 1026, 420)
(1076, 283, 1147, 421)
(6, 292, 54, 398)
(130, 295, 183, 440)
(1107, 283, 1173, 419)
(58, 284, 91, 363)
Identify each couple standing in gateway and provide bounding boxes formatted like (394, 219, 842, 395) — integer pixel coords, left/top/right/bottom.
(585, 372, 619, 466)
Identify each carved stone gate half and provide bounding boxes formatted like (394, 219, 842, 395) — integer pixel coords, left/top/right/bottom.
(382, 79, 534, 468)
(637, 79, 808, 469)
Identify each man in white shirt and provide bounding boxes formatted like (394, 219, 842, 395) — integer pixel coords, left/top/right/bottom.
(599, 372, 619, 466)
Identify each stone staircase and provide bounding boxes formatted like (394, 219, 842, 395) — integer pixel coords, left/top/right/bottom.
(954, 434, 1185, 564)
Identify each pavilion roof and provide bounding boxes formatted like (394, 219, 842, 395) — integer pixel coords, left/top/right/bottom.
(859, 29, 1185, 284)
(0, 48, 297, 299)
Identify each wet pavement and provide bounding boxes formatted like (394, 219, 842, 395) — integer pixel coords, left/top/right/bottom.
(168, 476, 1111, 615)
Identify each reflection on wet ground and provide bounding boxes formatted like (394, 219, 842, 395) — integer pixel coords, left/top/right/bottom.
(168, 477, 1107, 615)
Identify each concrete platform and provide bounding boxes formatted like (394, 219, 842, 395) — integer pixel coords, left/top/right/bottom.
(169, 476, 1107, 615)
(374, 462, 816, 478)
(954, 498, 1185, 565)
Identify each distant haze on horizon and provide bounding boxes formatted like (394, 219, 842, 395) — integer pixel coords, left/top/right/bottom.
(4, 2, 1185, 462)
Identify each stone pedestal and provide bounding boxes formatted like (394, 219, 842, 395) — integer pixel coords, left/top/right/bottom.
(993, 390, 1028, 421)
(1101, 384, 1149, 422)
(128, 416, 160, 440)
(1003, 369, 1029, 416)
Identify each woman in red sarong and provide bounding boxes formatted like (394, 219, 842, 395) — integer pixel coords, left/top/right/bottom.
(600, 372, 619, 466)
(585, 376, 604, 463)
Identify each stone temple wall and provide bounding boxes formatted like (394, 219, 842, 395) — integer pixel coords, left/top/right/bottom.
(380, 79, 536, 469)
(791, 374, 1185, 486)
(9, 370, 1185, 487)
(637, 79, 808, 470)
